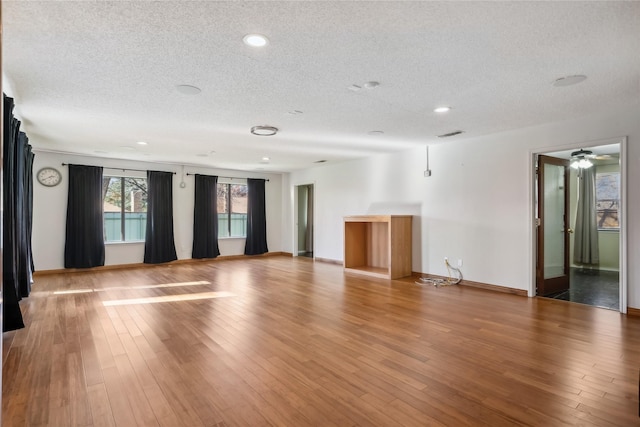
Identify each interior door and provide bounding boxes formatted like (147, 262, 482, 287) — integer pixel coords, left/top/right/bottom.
(536, 155, 571, 296)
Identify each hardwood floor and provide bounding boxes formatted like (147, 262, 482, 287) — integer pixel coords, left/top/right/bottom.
(3, 256, 640, 426)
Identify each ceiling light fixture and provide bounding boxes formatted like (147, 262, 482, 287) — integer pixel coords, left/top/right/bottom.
(262, 156, 270, 162)
(364, 81, 380, 89)
(570, 149, 594, 169)
(553, 75, 587, 87)
(243, 34, 269, 47)
(136, 141, 148, 145)
(434, 106, 451, 113)
(176, 84, 202, 95)
(251, 125, 278, 136)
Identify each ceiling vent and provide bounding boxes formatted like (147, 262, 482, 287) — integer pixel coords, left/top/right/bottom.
(437, 130, 464, 138)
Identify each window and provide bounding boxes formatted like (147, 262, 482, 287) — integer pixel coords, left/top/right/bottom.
(217, 183, 248, 237)
(595, 172, 620, 230)
(103, 176, 148, 242)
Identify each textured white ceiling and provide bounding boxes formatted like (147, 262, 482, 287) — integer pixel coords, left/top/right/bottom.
(3, 1, 639, 172)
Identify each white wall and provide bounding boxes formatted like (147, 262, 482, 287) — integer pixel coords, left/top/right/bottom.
(287, 104, 640, 309)
(32, 152, 284, 270)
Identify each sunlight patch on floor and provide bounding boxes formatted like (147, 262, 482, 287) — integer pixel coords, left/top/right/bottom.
(102, 291, 236, 306)
(53, 280, 211, 295)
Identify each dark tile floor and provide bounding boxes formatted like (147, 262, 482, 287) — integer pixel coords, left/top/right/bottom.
(545, 267, 619, 310)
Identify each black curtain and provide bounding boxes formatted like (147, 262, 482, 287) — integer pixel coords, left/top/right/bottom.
(192, 174, 220, 259)
(64, 165, 105, 268)
(25, 143, 35, 280)
(244, 178, 268, 255)
(144, 170, 177, 264)
(3, 95, 36, 331)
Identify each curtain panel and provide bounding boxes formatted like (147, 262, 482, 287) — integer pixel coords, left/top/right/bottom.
(144, 170, 178, 264)
(3, 94, 36, 331)
(192, 174, 220, 259)
(244, 178, 268, 255)
(64, 164, 106, 268)
(574, 167, 600, 265)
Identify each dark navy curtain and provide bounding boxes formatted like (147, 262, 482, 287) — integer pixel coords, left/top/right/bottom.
(64, 165, 105, 268)
(192, 174, 220, 259)
(3, 95, 35, 331)
(144, 170, 177, 264)
(244, 178, 268, 255)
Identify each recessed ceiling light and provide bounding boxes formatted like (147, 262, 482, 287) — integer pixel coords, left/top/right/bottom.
(262, 156, 270, 162)
(287, 110, 303, 116)
(434, 106, 451, 113)
(176, 84, 202, 95)
(364, 81, 380, 89)
(367, 130, 384, 135)
(243, 34, 269, 47)
(314, 160, 327, 163)
(553, 75, 587, 87)
(347, 84, 362, 92)
(136, 141, 148, 145)
(251, 125, 278, 136)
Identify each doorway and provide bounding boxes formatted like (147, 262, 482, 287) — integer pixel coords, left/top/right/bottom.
(296, 184, 314, 258)
(533, 139, 625, 312)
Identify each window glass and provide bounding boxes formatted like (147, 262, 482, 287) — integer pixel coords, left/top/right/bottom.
(217, 184, 230, 238)
(103, 176, 147, 242)
(595, 172, 620, 230)
(230, 184, 248, 237)
(217, 183, 247, 237)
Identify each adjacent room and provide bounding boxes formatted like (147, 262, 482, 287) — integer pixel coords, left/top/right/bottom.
(2, 1, 640, 426)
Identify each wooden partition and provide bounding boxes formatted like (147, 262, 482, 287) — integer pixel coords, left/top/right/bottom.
(344, 215, 412, 279)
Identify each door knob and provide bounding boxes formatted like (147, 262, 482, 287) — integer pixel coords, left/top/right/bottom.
(567, 228, 574, 234)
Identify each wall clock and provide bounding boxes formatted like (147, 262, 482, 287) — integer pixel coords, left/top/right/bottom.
(36, 167, 62, 187)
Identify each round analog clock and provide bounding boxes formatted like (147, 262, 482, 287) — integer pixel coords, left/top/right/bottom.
(36, 167, 62, 187)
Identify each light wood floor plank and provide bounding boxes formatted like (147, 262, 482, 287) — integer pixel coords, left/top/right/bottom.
(4, 257, 640, 426)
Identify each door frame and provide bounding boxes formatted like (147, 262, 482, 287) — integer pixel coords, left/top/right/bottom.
(529, 136, 627, 313)
(293, 182, 316, 258)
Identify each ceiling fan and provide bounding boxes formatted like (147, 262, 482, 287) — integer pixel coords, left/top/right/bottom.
(570, 149, 611, 169)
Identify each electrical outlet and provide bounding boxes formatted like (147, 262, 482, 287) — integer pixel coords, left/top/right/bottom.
(457, 259, 463, 268)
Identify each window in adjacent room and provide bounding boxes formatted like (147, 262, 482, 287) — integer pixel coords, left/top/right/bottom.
(103, 176, 148, 242)
(595, 171, 620, 230)
(217, 182, 248, 237)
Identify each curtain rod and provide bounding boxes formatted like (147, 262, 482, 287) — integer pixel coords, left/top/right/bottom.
(61, 163, 176, 174)
(185, 173, 269, 182)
